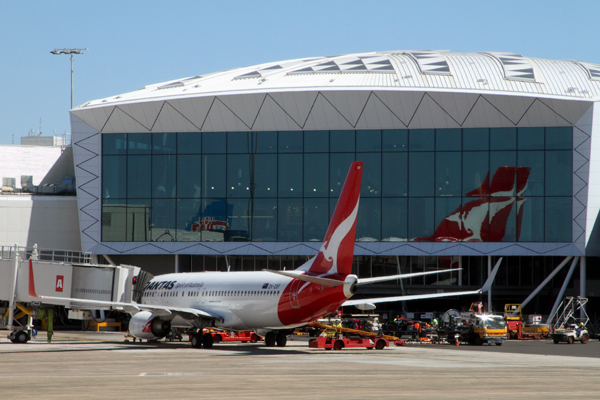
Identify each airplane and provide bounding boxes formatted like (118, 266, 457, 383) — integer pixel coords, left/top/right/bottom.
(29, 161, 501, 349)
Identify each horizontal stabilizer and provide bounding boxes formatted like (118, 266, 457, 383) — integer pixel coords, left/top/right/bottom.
(344, 259, 502, 307)
(357, 269, 462, 286)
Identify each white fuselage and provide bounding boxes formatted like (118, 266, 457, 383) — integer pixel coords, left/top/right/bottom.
(141, 271, 295, 330)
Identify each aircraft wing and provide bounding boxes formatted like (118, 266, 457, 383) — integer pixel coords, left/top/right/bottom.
(357, 269, 462, 285)
(28, 261, 221, 322)
(263, 269, 344, 287)
(344, 258, 502, 308)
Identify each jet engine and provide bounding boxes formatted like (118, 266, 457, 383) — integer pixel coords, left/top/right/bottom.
(343, 274, 358, 298)
(129, 311, 172, 340)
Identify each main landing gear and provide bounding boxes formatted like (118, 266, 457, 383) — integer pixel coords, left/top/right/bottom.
(190, 331, 214, 349)
(264, 330, 289, 347)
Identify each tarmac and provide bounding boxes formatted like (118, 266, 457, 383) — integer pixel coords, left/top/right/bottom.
(1, 330, 599, 399)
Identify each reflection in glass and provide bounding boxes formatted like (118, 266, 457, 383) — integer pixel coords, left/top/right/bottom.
(545, 151, 572, 196)
(409, 198, 434, 240)
(103, 133, 127, 155)
(434, 197, 463, 241)
(330, 153, 355, 197)
(254, 154, 277, 197)
(102, 199, 127, 241)
(279, 131, 303, 153)
(382, 153, 407, 197)
(151, 199, 176, 241)
(409, 152, 434, 196)
(152, 154, 176, 198)
(463, 152, 488, 195)
(177, 155, 202, 198)
(382, 129, 407, 151)
(152, 132, 176, 154)
(546, 127, 572, 150)
(128, 133, 151, 154)
(227, 154, 251, 198)
(203, 155, 226, 198)
(518, 196, 544, 242)
(278, 198, 302, 241)
(176, 198, 203, 242)
(177, 132, 201, 154)
(303, 198, 328, 241)
(435, 152, 461, 196)
(127, 155, 151, 198)
(382, 198, 407, 241)
(517, 152, 544, 196)
(358, 153, 381, 197)
(103, 156, 127, 199)
(278, 154, 302, 197)
(227, 198, 250, 240)
(253, 131, 277, 153)
(356, 198, 381, 241)
(127, 199, 151, 242)
(252, 199, 277, 241)
(304, 153, 328, 197)
(545, 197, 572, 242)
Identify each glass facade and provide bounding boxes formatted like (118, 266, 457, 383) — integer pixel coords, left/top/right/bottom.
(101, 127, 573, 243)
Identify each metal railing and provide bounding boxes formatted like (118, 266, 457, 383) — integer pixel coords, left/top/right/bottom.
(0, 245, 92, 264)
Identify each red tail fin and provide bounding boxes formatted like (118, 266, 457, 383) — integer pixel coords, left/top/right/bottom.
(299, 162, 362, 275)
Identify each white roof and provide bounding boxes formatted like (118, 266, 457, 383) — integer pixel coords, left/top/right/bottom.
(79, 50, 600, 109)
(0, 145, 62, 186)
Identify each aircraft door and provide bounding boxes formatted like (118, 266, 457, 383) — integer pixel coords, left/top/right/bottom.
(289, 279, 301, 309)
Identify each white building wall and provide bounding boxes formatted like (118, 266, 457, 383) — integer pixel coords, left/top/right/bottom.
(0, 195, 81, 251)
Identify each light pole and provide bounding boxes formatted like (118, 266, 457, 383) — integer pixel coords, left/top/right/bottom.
(50, 48, 88, 109)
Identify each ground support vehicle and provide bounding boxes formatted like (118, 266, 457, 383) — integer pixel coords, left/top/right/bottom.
(551, 324, 589, 344)
(209, 330, 261, 343)
(461, 313, 507, 345)
(308, 321, 401, 350)
(504, 304, 549, 339)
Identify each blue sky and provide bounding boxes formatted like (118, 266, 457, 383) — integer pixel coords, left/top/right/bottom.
(0, 0, 598, 145)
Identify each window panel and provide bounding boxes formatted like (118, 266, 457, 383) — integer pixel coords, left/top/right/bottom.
(463, 151, 488, 196)
(227, 154, 251, 198)
(462, 196, 489, 242)
(358, 152, 381, 197)
(253, 131, 277, 153)
(517, 151, 544, 196)
(203, 155, 226, 198)
(490, 128, 516, 150)
(409, 152, 434, 196)
(546, 127, 572, 150)
(463, 128, 489, 151)
(278, 154, 302, 197)
(518, 127, 544, 150)
(382, 198, 407, 241)
(127, 133, 151, 155)
(304, 153, 328, 197)
(103, 133, 127, 155)
(382, 153, 407, 197)
(152, 132, 176, 154)
(252, 199, 277, 241)
(177, 132, 201, 154)
(489, 196, 517, 242)
(278, 131, 303, 153)
(436, 128, 461, 151)
(490, 152, 516, 196)
(409, 129, 434, 151)
(102, 199, 127, 241)
(227, 198, 250, 241)
(545, 197, 572, 242)
(330, 153, 355, 197)
(330, 130, 355, 152)
(356, 130, 381, 152)
(127, 155, 151, 198)
(202, 132, 226, 153)
(278, 198, 302, 241)
(517, 196, 544, 242)
(228, 132, 251, 153)
(304, 130, 329, 153)
(408, 198, 434, 240)
(382, 129, 407, 152)
(152, 154, 176, 198)
(151, 199, 176, 241)
(200, 199, 229, 242)
(303, 198, 328, 241)
(103, 156, 127, 199)
(177, 155, 202, 198)
(545, 151, 572, 196)
(254, 154, 277, 197)
(176, 198, 203, 242)
(356, 198, 381, 241)
(127, 199, 151, 242)
(435, 152, 461, 196)
(434, 197, 462, 241)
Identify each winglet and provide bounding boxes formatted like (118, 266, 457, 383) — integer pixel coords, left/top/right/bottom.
(479, 257, 502, 293)
(29, 259, 40, 298)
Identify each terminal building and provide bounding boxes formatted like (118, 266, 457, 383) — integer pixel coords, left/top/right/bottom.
(67, 50, 600, 316)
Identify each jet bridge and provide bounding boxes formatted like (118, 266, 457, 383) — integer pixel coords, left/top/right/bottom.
(0, 245, 151, 338)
